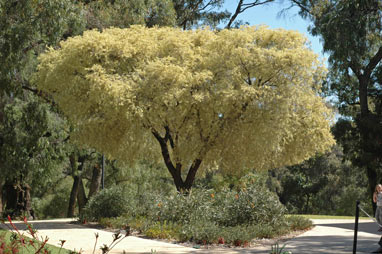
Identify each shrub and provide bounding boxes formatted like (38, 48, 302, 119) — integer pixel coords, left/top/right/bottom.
(179, 218, 221, 244)
(286, 215, 313, 231)
(82, 186, 129, 221)
(144, 221, 180, 239)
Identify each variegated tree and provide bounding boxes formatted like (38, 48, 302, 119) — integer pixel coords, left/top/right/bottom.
(35, 26, 334, 191)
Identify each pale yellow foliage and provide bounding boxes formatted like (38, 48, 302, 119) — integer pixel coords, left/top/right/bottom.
(35, 25, 335, 173)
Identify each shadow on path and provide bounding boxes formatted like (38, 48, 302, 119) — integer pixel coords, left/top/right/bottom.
(315, 221, 380, 235)
(0, 219, 87, 231)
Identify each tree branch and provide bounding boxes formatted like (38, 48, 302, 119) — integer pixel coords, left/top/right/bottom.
(22, 85, 56, 106)
(184, 159, 202, 190)
(152, 129, 177, 176)
(364, 46, 382, 78)
(289, 0, 313, 16)
(226, 0, 274, 29)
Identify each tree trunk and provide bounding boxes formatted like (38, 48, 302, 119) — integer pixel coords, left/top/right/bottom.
(367, 166, 377, 213)
(77, 178, 88, 214)
(0, 179, 3, 215)
(67, 175, 80, 217)
(23, 183, 33, 220)
(152, 129, 203, 192)
(357, 75, 377, 211)
(88, 165, 102, 199)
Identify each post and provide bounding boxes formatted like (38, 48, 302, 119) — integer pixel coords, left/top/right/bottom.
(353, 200, 360, 254)
(101, 154, 105, 189)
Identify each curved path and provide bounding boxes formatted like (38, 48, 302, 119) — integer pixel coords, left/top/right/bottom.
(1, 218, 381, 254)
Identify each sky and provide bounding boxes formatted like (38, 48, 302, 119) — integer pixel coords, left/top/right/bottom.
(221, 1, 326, 60)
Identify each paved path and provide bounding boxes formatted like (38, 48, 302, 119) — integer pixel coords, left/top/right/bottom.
(2, 218, 382, 254)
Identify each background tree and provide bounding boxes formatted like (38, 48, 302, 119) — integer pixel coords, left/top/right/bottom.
(0, 94, 69, 217)
(83, 0, 177, 30)
(35, 26, 334, 192)
(289, 0, 382, 209)
(269, 145, 369, 215)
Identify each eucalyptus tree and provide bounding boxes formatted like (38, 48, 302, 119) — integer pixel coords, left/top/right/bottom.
(289, 0, 382, 207)
(35, 26, 334, 191)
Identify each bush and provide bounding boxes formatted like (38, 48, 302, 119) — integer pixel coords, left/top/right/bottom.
(286, 215, 313, 231)
(144, 221, 180, 239)
(82, 186, 129, 221)
(85, 172, 310, 246)
(179, 218, 221, 244)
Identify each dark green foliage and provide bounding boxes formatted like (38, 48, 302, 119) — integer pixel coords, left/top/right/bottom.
(271, 146, 369, 215)
(82, 186, 129, 221)
(0, 96, 69, 188)
(0, 0, 85, 94)
(286, 215, 313, 231)
(291, 0, 382, 209)
(32, 177, 72, 219)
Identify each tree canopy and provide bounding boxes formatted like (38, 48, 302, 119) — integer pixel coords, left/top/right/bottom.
(35, 26, 334, 191)
(290, 0, 382, 207)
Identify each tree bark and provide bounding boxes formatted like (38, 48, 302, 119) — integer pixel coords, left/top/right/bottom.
(88, 165, 102, 199)
(23, 183, 32, 219)
(0, 179, 3, 215)
(67, 175, 80, 217)
(152, 129, 202, 192)
(77, 178, 88, 214)
(367, 166, 378, 213)
(357, 73, 378, 212)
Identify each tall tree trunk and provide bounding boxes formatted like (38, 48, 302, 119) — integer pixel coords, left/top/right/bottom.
(88, 165, 102, 199)
(367, 166, 377, 213)
(358, 75, 378, 212)
(77, 178, 88, 214)
(23, 183, 33, 219)
(67, 175, 80, 217)
(0, 179, 3, 215)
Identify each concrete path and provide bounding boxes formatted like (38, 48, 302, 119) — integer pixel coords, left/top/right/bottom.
(2, 218, 382, 254)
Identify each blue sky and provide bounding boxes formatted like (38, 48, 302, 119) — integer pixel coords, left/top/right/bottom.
(221, 1, 325, 59)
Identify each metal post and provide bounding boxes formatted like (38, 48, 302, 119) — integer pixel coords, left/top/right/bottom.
(101, 154, 105, 189)
(353, 200, 360, 254)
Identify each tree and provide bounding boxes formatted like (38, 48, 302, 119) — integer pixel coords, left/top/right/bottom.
(172, 0, 229, 29)
(0, 94, 69, 217)
(83, 0, 177, 30)
(289, 0, 382, 209)
(270, 145, 368, 215)
(35, 26, 334, 191)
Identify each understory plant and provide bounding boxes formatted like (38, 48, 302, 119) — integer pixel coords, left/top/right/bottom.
(84, 173, 312, 246)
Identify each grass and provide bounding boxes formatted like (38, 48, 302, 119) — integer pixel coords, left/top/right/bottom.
(0, 228, 69, 254)
(294, 214, 369, 220)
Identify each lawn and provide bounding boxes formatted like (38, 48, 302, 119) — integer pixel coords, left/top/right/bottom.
(296, 214, 369, 220)
(0, 228, 69, 254)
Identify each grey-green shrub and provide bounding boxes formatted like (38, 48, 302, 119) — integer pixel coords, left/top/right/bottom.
(82, 186, 129, 220)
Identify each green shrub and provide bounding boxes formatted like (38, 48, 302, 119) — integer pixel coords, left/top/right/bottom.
(82, 186, 129, 221)
(179, 218, 221, 244)
(99, 217, 130, 229)
(32, 178, 72, 219)
(286, 215, 313, 231)
(144, 221, 180, 239)
(89, 172, 311, 246)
